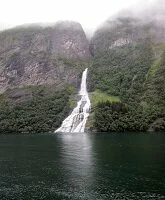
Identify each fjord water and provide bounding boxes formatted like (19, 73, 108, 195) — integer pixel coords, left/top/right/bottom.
(55, 68, 91, 133)
(0, 133, 165, 199)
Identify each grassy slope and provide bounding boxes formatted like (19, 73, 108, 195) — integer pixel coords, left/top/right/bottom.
(89, 90, 120, 107)
(86, 90, 120, 131)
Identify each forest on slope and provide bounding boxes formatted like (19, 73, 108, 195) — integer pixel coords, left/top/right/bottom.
(88, 15, 165, 132)
(0, 1, 165, 133)
(0, 22, 90, 133)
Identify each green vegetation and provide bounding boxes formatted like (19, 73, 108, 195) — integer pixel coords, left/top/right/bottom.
(86, 112, 95, 131)
(0, 86, 72, 133)
(144, 51, 165, 108)
(69, 94, 77, 109)
(95, 101, 163, 132)
(0, 24, 89, 134)
(87, 90, 120, 130)
(89, 40, 153, 101)
(145, 58, 161, 80)
(0, 18, 165, 133)
(89, 90, 120, 107)
(89, 34, 165, 132)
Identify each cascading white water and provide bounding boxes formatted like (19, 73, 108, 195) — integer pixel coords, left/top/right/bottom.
(55, 68, 91, 133)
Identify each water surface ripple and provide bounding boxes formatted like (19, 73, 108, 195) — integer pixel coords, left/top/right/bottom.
(0, 133, 165, 199)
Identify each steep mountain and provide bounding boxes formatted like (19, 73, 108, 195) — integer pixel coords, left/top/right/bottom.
(52, 21, 91, 59)
(0, 21, 91, 133)
(0, 21, 91, 94)
(88, 12, 165, 132)
(0, 4, 165, 133)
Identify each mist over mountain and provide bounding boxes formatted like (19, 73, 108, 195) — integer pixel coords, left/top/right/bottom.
(88, 0, 165, 132)
(0, 21, 91, 94)
(0, 21, 91, 133)
(91, 0, 165, 51)
(0, 0, 164, 133)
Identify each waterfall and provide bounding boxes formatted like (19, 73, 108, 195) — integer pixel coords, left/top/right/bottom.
(55, 68, 91, 133)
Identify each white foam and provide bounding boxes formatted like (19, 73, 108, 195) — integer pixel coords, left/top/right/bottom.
(55, 68, 91, 133)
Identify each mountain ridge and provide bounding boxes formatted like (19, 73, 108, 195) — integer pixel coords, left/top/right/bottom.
(88, 13, 165, 132)
(0, 9, 165, 133)
(0, 21, 91, 94)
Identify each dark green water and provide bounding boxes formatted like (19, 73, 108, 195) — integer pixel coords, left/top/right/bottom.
(0, 133, 165, 199)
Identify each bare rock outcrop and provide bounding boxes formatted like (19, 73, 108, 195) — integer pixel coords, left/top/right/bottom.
(52, 21, 91, 59)
(0, 21, 91, 94)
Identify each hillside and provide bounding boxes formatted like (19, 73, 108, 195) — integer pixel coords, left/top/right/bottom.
(0, 10, 165, 133)
(0, 21, 91, 133)
(0, 22, 91, 93)
(88, 16, 165, 132)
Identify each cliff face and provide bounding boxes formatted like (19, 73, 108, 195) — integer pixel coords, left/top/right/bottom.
(88, 13, 165, 132)
(52, 21, 91, 59)
(0, 22, 92, 133)
(0, 12, 165, 133)
(0, 21, 91, 94)
(90, 17, 165, 56)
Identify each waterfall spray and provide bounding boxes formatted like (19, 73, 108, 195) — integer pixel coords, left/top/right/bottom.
(55, 68, 91, 133)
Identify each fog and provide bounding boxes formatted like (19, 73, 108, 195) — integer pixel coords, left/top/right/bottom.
(0, 0, 164, 34)
(123, 0, 165, 24)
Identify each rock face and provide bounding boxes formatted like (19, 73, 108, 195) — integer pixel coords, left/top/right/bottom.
(0, 21, 91, 94)
(52, 21, 91, 59)
(90, 17, 165, 55)
(109, 38, 133, 49)
(88, 8, 165, 132)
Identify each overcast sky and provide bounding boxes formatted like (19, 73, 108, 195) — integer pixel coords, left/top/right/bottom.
(0, 0, 156, 31)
